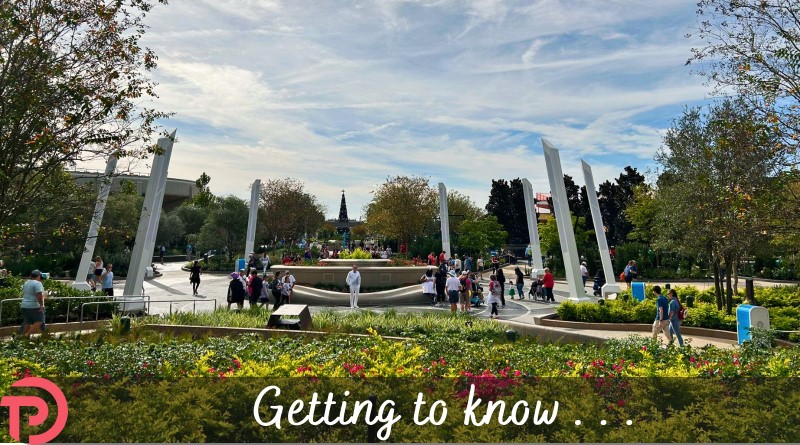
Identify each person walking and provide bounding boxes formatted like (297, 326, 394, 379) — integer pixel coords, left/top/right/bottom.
(189, 260, 202, 295)
(464, 256, 473, 275)
(435, 263, 447, 307)
(514, 267, 524, 300)
(488, 274, 502, 319)
(346, 264, 361, 309)
(668, 289, 684, 346)
(652, 285, 673, 343)
(476, 257, 484, 280)
(270, 272, 283, 310)
(491, 255, 500, 275)
(454, 255, 462, 275)
(248, 269, 263, 308)
(20, 270, 46, 336)
(420, 267, 436, 306)
(93, 256, 104, 292)
(496, 267, 506, 307)
(624, 260, 638, 289)
(280, 274, 292, 306)
(100, 263, 114, 296)
(286, 270, 296, 303)
(542, 268, 555, 302)
(159, 245, 166, 264)
(445, 270, 460, 314)
(580, 262, 589, 287)
(227, 272, 246, 310)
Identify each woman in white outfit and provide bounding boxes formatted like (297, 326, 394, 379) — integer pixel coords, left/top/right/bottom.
(346, 264, 361, 308)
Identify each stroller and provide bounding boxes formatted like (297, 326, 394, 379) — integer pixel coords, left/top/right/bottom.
(470, 284, 485, 307)
(527, 277, 545, 301)
(592, 269, 606, 297)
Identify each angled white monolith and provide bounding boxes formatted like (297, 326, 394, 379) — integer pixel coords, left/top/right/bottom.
(245, 179, 262, 258)
(72, 156, 118, 291)
(124, 130, 176, 298)
(542, 139, 590, 302)
(581, 160, 620, 298)
(438, 183, 451, 260)
(521, 178, 545, 276)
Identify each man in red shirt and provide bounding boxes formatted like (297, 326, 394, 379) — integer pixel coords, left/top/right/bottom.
(542, 268, 555, 302)
(428, 252, 436, 265)
(438, 251, 446, 266)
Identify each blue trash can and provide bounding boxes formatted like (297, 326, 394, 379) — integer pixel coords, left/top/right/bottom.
(736, 304, 770, 344)
(631, 282, 646, 302)
(236, 258, 246, 272)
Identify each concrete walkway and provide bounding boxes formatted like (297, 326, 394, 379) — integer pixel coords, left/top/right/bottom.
(99, 262, 748, 349)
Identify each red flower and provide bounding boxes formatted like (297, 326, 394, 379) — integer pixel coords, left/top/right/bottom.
(104, 373, 110, 380)
(86, 360, 95, 366)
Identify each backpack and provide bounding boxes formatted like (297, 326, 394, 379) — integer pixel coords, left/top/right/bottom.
(677, 301, 687, 320)
(619, 271, 626, 281)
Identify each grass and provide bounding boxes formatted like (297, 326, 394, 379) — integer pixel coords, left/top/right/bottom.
(135, 307, 506, 339)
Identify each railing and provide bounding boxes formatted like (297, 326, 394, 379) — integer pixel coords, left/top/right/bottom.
(0, 295, 151, 327)
(79, 298, 217, 331)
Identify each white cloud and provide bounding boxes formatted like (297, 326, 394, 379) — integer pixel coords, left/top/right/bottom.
(75, 0, 715, 217)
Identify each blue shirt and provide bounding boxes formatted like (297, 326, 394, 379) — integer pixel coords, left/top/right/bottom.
(669, 298, 680, 321)
(21, 279, 44, 309)
(102, 270, 114, 289)
(655, 295, 669, 321)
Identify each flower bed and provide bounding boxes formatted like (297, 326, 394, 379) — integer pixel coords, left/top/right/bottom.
(557, 285, 800, 341)
(1, 311, 799, 442)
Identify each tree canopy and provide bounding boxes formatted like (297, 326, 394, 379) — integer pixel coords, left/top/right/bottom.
(364, 176, 437, 245)
(259, 178, 326, 244)
(689, 0, 800, 154)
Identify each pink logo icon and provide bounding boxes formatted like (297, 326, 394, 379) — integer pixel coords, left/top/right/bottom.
(1, 377, 68, 445)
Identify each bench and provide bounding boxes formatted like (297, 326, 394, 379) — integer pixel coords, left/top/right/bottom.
(267, 304, 312, 330)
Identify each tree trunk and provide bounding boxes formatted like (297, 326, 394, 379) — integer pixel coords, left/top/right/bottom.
(713, 258, 723, 311)
(725, 255, 734, 316)
(733, 257, 739, 295)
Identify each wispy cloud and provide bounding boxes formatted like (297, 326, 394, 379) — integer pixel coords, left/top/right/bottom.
(77, 0, 714, 217)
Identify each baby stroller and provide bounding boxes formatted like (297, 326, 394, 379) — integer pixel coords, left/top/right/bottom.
(470, 284, 485, 307)
(592, 270, 606, 297)
(528, 278, 545, 301)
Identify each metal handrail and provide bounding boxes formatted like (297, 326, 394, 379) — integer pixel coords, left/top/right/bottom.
(0, 295, 151, 327)
(79, 298, 216, 331)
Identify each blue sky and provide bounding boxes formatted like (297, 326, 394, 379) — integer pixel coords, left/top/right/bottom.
(107, 0, 715, 218)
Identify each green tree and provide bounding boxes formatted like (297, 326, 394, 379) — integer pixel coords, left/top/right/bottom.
(197, 196, 248, 261)
(364, 176, 437, 246)
(259, 179, 326, 244)
(189, 172, 216, 208)
(538, 215, 595, 275)
(100, 180, 144, 253)
(447, 190, 483, 236)
(156, 212, 185, 248)
(174, 205, 208, 237)
(689, 0, 800, 151)
(458, 216, 507, 257)
(485, 178, 529, 244)
(650, 99, 785, 313)
(0, 0, 171, 232)
(598, 167, 646, 246)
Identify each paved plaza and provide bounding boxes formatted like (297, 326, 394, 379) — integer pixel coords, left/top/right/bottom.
(91, 261, 756, 349)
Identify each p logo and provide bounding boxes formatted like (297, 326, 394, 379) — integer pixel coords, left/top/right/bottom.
(1, 377, 68, 445)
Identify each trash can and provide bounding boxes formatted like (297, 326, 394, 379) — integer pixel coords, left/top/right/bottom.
(631, 282, 646, 302)
(236, 258, 246, 272)
(736, 304, 770, 344)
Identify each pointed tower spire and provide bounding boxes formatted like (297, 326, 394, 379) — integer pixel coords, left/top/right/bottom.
(338, 190, 349, 222)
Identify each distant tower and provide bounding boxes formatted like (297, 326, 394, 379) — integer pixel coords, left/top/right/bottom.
(338, 190, 349, 222)
(337, 190, 350, 234)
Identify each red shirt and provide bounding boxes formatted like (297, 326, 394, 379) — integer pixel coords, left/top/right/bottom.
(428, 254, 436, 265)
(543, 272, 554, 288)
(438, 253, 445, 264)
